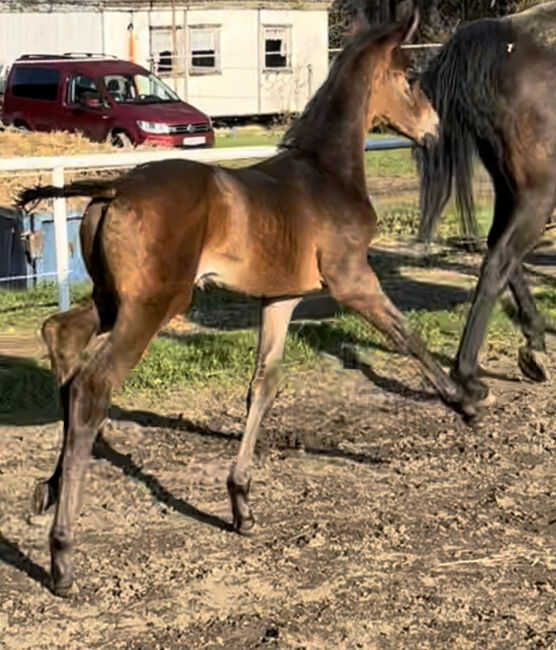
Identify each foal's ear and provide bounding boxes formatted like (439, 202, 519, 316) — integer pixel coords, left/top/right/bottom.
(399, 4, 420, 44)
(346, 8, 370, 37)
(385, 3, 419, 50)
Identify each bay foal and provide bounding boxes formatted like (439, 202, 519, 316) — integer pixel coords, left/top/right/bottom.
(19, 9, 466, 596)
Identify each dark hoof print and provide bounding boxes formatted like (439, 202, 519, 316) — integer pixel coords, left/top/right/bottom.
(518, 347, 550, 383)
(32, 480, 56, 515)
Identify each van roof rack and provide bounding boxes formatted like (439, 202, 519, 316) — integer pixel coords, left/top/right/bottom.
(16, 53, 118, 61)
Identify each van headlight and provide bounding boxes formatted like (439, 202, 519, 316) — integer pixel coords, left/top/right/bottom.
(137, 121, 171, 134)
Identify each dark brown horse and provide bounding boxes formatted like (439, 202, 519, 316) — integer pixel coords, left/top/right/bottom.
(18, 8, 466, 596)
(418, 2, 556, 408)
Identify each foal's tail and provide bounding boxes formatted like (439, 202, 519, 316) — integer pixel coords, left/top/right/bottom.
(16, 179, 118, 209)
(417, 18, 513, 242)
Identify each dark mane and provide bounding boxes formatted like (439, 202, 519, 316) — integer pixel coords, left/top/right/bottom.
(417, 18, 515, 241)
(279, 23, 400, 157)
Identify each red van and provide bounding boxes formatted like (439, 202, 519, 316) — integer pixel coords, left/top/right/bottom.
(2, 53, 215, 148)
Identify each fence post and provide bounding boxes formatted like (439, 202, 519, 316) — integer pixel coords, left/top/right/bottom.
(52, 165, 70, 312)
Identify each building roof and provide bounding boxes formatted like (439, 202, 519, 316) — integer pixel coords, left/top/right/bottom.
(0, 0, 332, 11)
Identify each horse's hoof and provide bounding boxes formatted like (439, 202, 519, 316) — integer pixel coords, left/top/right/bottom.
(33, 479, 56, 515)
(518, 347, 551, 383)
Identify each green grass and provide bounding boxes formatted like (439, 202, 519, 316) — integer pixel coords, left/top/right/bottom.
(0, 282, 91, 330)
(4, 275, 556, 411)
(365, 146, 416, 178)
(215, 129, 282, 149)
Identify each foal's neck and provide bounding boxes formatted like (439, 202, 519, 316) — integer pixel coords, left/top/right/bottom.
(281, 47, 376, 199)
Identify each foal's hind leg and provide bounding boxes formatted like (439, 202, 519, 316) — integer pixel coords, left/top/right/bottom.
(34, 303, 101, 515)
(49, 301, 168, 596)
(228, 297, 300, 534)
(321, 253, 463, 410)
(509, 264, 550, 382)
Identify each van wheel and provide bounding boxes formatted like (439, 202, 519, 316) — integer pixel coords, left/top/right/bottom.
(110, 130, 133, 149)
(14, 122, 30, 133)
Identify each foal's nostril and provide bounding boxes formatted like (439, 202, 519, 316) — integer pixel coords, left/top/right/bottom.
(422, 133, 436, 148)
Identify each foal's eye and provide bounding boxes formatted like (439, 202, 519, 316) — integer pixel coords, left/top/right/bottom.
(407, 69, 419, 86)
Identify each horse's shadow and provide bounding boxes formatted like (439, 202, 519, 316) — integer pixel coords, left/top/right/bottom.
(92, 433, 233, 532)
(0, 533, 51, 591)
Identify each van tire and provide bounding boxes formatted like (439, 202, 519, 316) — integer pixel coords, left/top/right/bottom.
(110, 130, 133, 149)
(14, 121, 30, 132)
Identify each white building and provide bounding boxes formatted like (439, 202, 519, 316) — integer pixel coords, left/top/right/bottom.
(0, 0, 331, 118)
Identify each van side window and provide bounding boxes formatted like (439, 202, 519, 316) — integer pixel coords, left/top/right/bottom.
(67, 75, 100, 104)
(12, 67, 59, 101)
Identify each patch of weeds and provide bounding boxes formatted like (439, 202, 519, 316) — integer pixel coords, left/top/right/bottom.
(121, 328, 319, 396)
(365, 148, 416, 178)
(0, 355, 58, 423)
(0, 282, 91, 330)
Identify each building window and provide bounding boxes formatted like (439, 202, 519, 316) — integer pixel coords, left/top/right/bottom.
(189, 25, 220, 73)
(263, 26, 291, 70)
(150, 26, 184, 76)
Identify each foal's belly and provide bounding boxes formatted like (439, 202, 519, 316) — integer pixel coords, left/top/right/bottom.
(194, 251, 323, 298)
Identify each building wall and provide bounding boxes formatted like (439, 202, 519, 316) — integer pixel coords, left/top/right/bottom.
(185, 8, 261, 117)
(0, 12, 103, 64)
(259, 9, 328, 115)
(0, 7, 329, 117)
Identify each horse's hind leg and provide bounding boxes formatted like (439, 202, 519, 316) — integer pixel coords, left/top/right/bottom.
(49, 300, 169, 596)
(509, 264, 550, 382)
(228, 297, 300, 534)
(453, 182, 556, 405)
(34, 303, 101, 515)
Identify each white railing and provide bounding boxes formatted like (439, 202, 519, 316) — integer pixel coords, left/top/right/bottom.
(1, 138, 411, 310)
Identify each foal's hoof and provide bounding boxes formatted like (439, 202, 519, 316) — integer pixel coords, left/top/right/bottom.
(50, 553, 75, 598)
(459, 391, 495, 423)
(451, 371, 495, 421)
(51, 576, 74, 599)
(50, 561, 74, 598)
(32, 479, 57, 515)
(227, 472, 256, 536)
(518, 347, 551, 383)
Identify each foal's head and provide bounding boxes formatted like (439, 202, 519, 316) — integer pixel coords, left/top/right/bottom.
(363, 8, 438, 145)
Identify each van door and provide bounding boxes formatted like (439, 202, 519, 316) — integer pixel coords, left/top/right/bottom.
(62, 74, 111, 142)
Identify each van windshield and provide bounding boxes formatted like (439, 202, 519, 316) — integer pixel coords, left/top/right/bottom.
(103, 73, 179, 104)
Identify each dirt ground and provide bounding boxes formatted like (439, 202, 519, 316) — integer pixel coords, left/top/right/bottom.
(1, 247, 555, 650)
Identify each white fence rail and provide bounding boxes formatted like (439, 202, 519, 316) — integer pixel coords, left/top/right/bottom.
(1, 138, 412, 310)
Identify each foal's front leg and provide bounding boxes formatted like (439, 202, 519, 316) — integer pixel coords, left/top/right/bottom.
(228, 297, 300, 534)
(322, 254, 467, 412)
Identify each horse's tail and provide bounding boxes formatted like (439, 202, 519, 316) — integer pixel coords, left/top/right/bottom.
(16, 179, 118, 209)
(417, 18, 513, 242)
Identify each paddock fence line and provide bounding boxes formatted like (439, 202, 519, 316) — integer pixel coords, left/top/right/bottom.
(0, 138, 412, 311)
